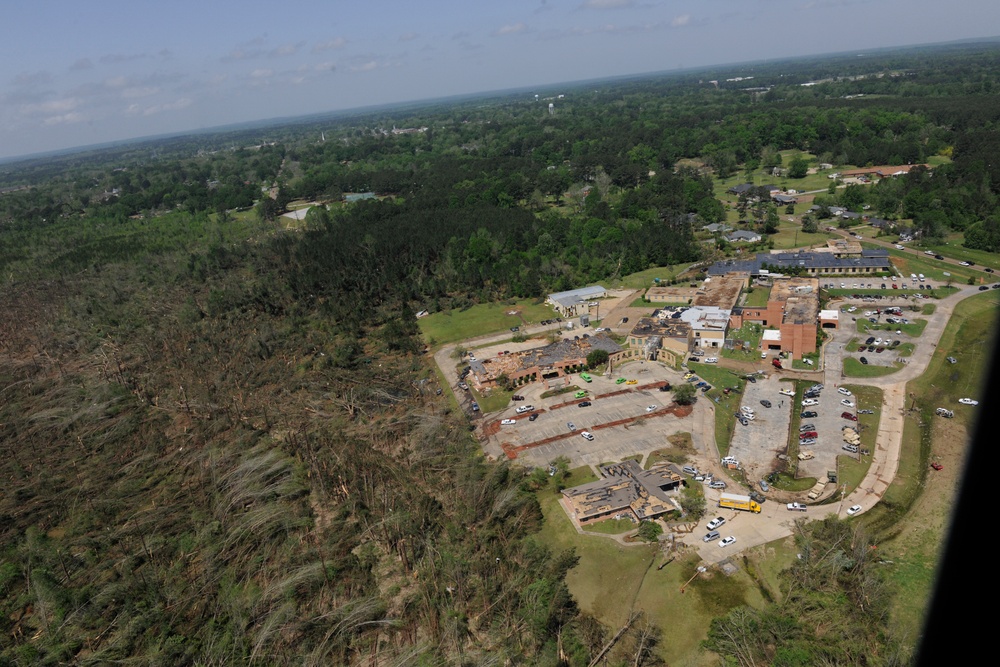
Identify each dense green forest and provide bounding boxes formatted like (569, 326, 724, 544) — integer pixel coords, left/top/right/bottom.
(2, 41, 999, 665)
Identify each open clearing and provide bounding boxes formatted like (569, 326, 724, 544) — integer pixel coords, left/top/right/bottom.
(418, 299, 555, 346)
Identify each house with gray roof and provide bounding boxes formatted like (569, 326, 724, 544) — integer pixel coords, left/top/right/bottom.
(726, 230, 762, 243)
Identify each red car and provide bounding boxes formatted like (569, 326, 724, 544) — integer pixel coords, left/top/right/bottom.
(799, 431, 818, 439)
(930, 462, 943, 471)
(841, 412, 858, 421)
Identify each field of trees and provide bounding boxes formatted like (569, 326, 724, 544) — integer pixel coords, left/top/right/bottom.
(2, 40, 999, 665)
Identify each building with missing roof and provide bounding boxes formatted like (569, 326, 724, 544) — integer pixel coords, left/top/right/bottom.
(562, 459, 683, 525)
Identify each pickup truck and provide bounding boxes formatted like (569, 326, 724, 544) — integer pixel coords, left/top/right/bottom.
(786, 502, 807, 512)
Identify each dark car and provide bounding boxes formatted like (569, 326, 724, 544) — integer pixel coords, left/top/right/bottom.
(867, 345, 876, 352)
(688, 357, 699, 363)
(760, 399, 772, 408)
(876, 347, 884, 353)
(801, 410, 817, 418)
(841, 411, 858, 421)
(745, 375, 757, 383)
(510, 326, 519, 332)
(860, 356, 869, 365)
(865, 337, 876, 345)
(857, 345, 867, 352)
(621, 317, 629, 323)
(512, 395, 525, 401)
(658, 383, 672, 392)
(934, 254, 944, 260)
(578, 401, 592, 408)
(528, 413, 539, 421)
(986, 268, 995, 273)
(979, 285, 990, 291)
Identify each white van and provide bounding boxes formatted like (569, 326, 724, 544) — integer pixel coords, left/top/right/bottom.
(918, 274, 925, 282)
(515, 405, 535, 414)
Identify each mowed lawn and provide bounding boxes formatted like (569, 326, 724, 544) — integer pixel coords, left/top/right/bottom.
(418, 299, 556, 346)
(619, 262, 699, 289)
(534, 478, 771, 665)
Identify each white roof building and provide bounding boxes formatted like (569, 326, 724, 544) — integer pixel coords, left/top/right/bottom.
(546, 285, 607, 315)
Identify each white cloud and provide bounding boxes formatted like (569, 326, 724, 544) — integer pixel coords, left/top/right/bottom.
(351, 61, 378, 72)
(495, 22, 528, 36)
(314, 37, 347, 52)
(43, 112, 84, 125)
(581, 0, 635, 8)
(251, 69, 273, 78)
(122, 86, 160, 99)
(13, 70, 53, 86)
(671, 14, 690, 27)
(22, 98, 79, 115)
(270, 42, 304, 57)
(314, 62, 337, 72)
(129, 97, 192, 117)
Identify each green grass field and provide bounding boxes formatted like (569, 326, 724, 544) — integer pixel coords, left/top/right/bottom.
(742, 286, 771, 307)
(923, 240, 1000, 271)
(876, 245, 985, 283)
(721, 323, 764, 362)
(769, 219, 836, 249)
(618, 263, 700, 289)
(418, 299, 557, 346)
(843, 357, 901, 377)
(855, 318, 927, 337)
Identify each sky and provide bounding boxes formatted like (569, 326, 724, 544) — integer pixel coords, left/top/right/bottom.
(2, 0, 998, 160)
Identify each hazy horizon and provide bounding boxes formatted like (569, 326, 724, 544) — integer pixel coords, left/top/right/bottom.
(3, 0, 999, 162)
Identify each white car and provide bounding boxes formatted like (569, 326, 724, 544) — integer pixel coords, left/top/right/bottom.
(958, 398, 979, 406)
(719, 536, 737, 548)
(580, 430, 595, 440)
(646, 405, 658, 412)
(960, 261, 971, 266)
(500, 419, 516, 425)
(837, 388, 852, 397)
(895, 244, 904, 249)
(704, 357, 718, 364)
(707, 516, 726, 530)
(779, 389, 795, 397)
(846, 505, 862, 516)
(841, 399, 856, 408)
(802, 398, 819, 407)
(515, 405, 535, 414)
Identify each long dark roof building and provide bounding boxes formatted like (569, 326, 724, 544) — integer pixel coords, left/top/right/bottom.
(708, 249, 891, 276)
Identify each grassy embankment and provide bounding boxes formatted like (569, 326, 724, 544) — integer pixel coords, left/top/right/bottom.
(871, 290, 999, 649)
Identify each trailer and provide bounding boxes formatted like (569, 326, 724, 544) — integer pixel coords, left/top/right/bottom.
(718, 493, 762, 513)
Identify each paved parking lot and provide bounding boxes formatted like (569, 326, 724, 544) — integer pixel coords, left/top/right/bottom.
(483, 361, 696, 468)
(727, 373, 793, 485)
